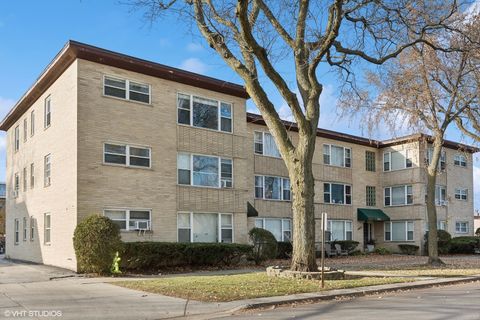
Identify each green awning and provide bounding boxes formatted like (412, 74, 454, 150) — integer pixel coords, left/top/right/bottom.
(357, 208, 390, 221)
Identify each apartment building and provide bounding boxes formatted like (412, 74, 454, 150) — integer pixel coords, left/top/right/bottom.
(1, 41, 477, 270)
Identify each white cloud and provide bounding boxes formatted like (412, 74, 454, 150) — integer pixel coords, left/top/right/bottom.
(179, 58, 208, 74)
(186, 43, 204, 52)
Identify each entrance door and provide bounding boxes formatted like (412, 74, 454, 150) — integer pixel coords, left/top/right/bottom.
(363, 222, 373, 245)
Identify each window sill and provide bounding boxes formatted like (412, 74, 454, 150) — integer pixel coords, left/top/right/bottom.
(119, 230, 153, 233)
(255, 198, 291, 203)
(178, 184, 234, 190)
(323, 203, 352, 206)
(384, 204, 414, 208)
(323, 164, 352, 169)
(384, 240, 416, 243)
(253, 153, 282, 160)
(102, 163, 153, 171)
(102, 94, 152, 107)
(383, 167, 414, 173)
(177, 123, 233, 135)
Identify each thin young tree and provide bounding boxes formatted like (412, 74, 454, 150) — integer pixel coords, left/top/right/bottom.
(131, 0, 469, 271)
(346, 16, 480, 265)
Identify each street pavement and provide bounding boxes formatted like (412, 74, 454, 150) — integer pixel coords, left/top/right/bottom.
(220, 281, 480, 320)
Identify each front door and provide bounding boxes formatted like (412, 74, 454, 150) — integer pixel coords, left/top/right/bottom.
(363, 222, 373, 246)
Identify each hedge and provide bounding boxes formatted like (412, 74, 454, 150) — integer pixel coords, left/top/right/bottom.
(276, 242, 293, 259)
(121, 242, 252, 272)
(448, 237, 480, 254)
(398, 244, 419, 255)
(424, 230, 451, 255)
(248, 228, 278, 265)
(332, 240, 359, 253)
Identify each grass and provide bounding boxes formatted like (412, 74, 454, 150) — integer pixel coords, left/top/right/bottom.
(368, 268, 480, 277)
(113, 273, 413, 302)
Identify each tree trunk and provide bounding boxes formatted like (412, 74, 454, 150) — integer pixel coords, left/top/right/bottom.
(426, 136, 445, 266)
(289, 133, 317, 272)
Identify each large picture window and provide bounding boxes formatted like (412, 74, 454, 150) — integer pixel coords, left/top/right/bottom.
(104, 209, 151, 231)
(255, 218, 291, 242)
(177, 93, 232, 133)
(254, 175, 291, 201)
(323, 183, 352, 205)
(327, 220, 352, 241)
(384, 221, 414, 241)
(177, 153, 232, 188)
(253, 131, 281, 158)
(178, 212, 233, 243)
(426, 148, 446, 171)
(383, 150, 413, 171)
(384, 185, 413, 206)
(323, 144, 351, 167)
(104, 76, 150, 104)
(104, 143, 151, 168)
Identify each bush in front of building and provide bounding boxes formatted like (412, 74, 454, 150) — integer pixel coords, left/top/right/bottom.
(398, 244, 419, 255)
(121, 242, 252, 272)
(448, 236, 480, 254)
(248, 228, 278, 265)
(332, 240, 360, 253)
(374, 247, 392, 255)
(475, 228, 480, 237)
(73, 214, 122, 275)
(276, 241, 293, 259)
(423, 230, 452, 255)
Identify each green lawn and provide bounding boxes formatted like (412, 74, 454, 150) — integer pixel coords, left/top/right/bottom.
(113, 273, 413, 302)
(368, 268, 480, 277)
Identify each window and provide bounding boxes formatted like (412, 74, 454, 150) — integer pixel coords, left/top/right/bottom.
(177, 153, 232, 188)
(323, 183, 352, 205)
(44, 96, 51, 128)
(435, 185, 447, 205)
(455, 221, 469, 234)
(384, 185, 413, 206)
(44, 213, 51, 244)
(323, 144, 351, 167)
(327, 220, 353, 241)
(254, 218, 291, 241)
(384, 221, 414, 241)
(454, 154, 467, 167)
(30, 163, 35, 188)
(254, 175, 291, 201)
(253, 131, 280, 157)
(30, 110, 35, 136)
(426, 148, 446, 171)
(30, 217, 35, 241)
(23, 118, 27, 142)
(104, 76, 150, 103)
(104, 209, 151, 231)
(366, 186, 376, 206)
(14, 219, 19, 244)
(383, 150, 413, 171)
(23, 217, 27, 241)
(14, 172, 19, 197)
(23, 167, 27, 192)
(44, 154, 51, 187)
(438, 220, 447, 231)
(454, 188, 468, 200)
(365, 151, 376, 172)
(178, 212, 233, 243)
(177, 93, 232, 133)
(14, 125, 19, 152)
(104, 143, 151, 168)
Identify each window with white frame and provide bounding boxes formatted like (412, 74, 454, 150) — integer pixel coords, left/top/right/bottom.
(30, 163, 34, 189)
(323, 183, 352, 205)
(14, 219, 19, 244)
(384, 221, 414, 241)
(14, 172, 19, 197)
(323, 144, 351, 167)
(327, 220, 353, 241)
(23, 167, 27, 192)
(177, 153, 232, 188)
(438, 220, 447, 231)
(44, 96, 51, 128)
(435, 185, 447, 205)
(23, 118, 27, 142)
(384, 185, 413, 206)
(255, 218, 291, 242)
(30, 217, 35, 241)
(103, 76, 150, 103)
(455, 221, 469, 233)
(30, 110, 35, 136)
(14, 125, 19, 152)
(454, 154, 467, 167)
(104, 209, 151, 231)
(177, 93, 232, 133)
(44, 213, 51, 244)
(23, 217, 27, 241)
(104, 143, 151, 168)
(254, 175, 291, 201)
(454, 188, 468, 200)
(426, 148, 446, 170)
(383, 150, 413, 171)
(253, 131, 281, 157)
(177, 212, 233, 243)
(44, 154, 51, 187)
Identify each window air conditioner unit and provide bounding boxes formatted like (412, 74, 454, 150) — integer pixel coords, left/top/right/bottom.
(134, 220, 150, 231)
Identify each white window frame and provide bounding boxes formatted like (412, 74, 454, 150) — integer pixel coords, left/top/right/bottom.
(434, 185, 447, 206)
(323, 144, 352, 168)
(327, 220, 353, 241)
(253, 131, 281, 158)
(454, 188, 468, 201)
(177, 212, 234, 243)
(30, 163, 35, 189)
(384, 185, 413, 206)
(44, 213, 51, 245)
(426, 147, 446, 171)
(44, 95, 51, 129)
(383, 150, 414, 172)
(14, 219, 19, 244)
(438, 220, 447, 231)
(23, 167, 27, 192)
(453, 154, 467, 167)
(30, 110, 35, 137)
(30, 217, 35, 241)
(23, 118, 27, 142)
(103, 208, 152, 231)
(23, 217, 27, 241)
(323, 183, 352, 205)
(384, 221, 414, 242)
(455, 221, 469, 234)
(177, 152, 233, 189)
(103, 75, 151, 104)
(103, 142, 152, 169)
(176, 93, 233, 133)
(44, 154, 51, 187)
(14, 125, 19, 152)
(13, 172, 19, 198)
(254, 175, 290, 201)
(254, 217, 292, 242)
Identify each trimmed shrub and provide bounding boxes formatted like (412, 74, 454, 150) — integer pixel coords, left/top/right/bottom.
(398, 244, 419, 255)
(332, 240, 360, 253)
(424, 230, 452, 255)
(448, 237, 480, 254)
(121, 242, 252, 272)
(73, 214, 122, 274)
(475, 227, 480, 237)
(248, 228, 278, 265)
(276, 242, 293, 259)
(374, 247, 392, 255)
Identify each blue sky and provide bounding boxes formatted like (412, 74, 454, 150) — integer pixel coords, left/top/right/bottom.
(0, 1, 478, 210)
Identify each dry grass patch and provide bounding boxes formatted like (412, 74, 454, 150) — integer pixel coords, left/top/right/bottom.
(114, 273, 413, 302)
(368, 268, 480, 277)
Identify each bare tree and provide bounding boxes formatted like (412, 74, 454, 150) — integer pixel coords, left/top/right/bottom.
(130, 0, 470, 271)
(345, 16, 480, 266)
